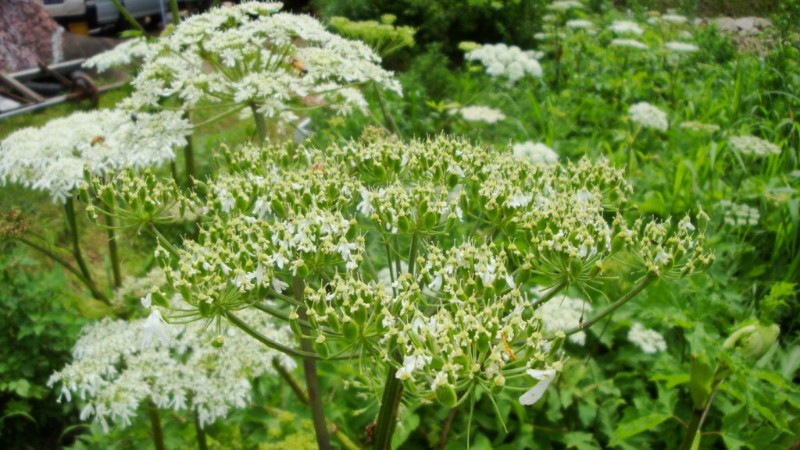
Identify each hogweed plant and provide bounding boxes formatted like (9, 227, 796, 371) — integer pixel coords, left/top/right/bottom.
(0, 109, 191, 302)
(87, 130, 713, 448)
(123, 2, 401, 145)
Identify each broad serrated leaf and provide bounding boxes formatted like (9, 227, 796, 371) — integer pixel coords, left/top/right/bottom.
(650, 373, 690, 389)
(609, 413, 672, 445)
(564, 431, 600, 450)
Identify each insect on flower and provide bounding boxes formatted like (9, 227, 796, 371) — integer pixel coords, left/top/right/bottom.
(290, 57, 308, 74)
(90, 135, 105, 146)
(500, 331, 518, 361)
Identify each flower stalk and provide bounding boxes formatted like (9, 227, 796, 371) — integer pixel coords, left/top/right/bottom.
(64, 198, 108, 303)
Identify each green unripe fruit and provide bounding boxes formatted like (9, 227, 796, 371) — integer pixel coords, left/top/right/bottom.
(211, 335, 224, 348)
(435, 383, 458, 408)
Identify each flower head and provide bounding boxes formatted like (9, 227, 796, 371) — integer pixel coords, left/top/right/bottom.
(629, 102, 668, 131)
(465, 43, 543, 82)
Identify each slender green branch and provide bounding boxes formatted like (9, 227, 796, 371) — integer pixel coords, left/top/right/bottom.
(530, 279, 568, 309)
(272, 357, 309, 404)
(15, 236, 90, 285)
(553, 273, 657, 339)
(148, 224, 181, 258)
(253, 302, 337, 335)
(168, 0, 180, 24)
(225, 310, 324, 359)
(680, 374, 724, 450)
(293, 276, 332, 450)
(146, 400, 166, 450)
(64, 198, 109, 303)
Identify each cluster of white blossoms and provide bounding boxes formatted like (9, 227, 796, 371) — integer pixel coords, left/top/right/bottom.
(665, 41, 699, 53)
(465, 43, 543, 82)
(95, 132, 711, 407)
(609, 20, 644, 36)
(512, 141, 559, 165)
(536, 293, 592, 345)
(0, 109, 191, 203)
(548, 0, 584, 11)
(48, 296, 295, 431)
(680, 121, 720, 134)
(83, 37, 154, 73)
(611, 39, 648, 50)
(629, 102, 669, 131)
(627, 322, 667, 354)
(124, 2, 400, 125)
(728, 135, 782, 157)
(566, 19, 595, 30)
(451, 105, 507, 123)
(718, 200, 760, 227)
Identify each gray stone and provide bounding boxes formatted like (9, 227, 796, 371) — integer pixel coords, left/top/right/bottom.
(735, 17, 756, 31)
(753, 17, 772, 29)
(713, 17, 738, 33)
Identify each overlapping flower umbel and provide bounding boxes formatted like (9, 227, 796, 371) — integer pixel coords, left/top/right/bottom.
(48, 296, 295, 431)
(0, 109, 190, 203)
(96, 132, 711, 407)
(125, 2, 401, 125)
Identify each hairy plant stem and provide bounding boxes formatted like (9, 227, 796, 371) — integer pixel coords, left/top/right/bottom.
(184, 134, 197, 187)
(103, 206, 122, 289)
(146, 400, 166, 450)
(530, 280, 568, 309)
(108, 0, 145, 33)
(293, 276, 332, 450)
(251, 103, 268, 142)
(168, 0, 181, 24)
(373, 368, 403, 450)
(194, 410, 208, 450)
(679, 374, 724, 450)
(556, 273, 657, 339)
(225, 311, 321, 359)
(64, 198, 108, 303)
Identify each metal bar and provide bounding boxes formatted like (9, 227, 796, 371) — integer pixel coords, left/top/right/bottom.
(0, 73, 45, 103)
(0, 81, 127, 120)
(9, 59, 86, 82)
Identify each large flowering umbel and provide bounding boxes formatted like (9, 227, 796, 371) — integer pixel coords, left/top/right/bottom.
(99, 132, 712, 407)
(0, 109, 190, 203)
(48, 297, 295, 431)
(125, 2, 401, 126)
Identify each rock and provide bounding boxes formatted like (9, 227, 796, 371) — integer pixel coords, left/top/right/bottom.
(735, 17, 756, 31)
(712, 17, 738, 33)
(0, 0, 61, 71)
(753, 17, 772, 29)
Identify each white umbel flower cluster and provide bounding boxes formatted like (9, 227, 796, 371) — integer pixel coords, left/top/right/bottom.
(665, 41, 699, 53)
(611, 39, 648, 50)
(83, 37, 154, 73)
(0, 109, 191, 203)
(512, 141, 559, 165)
(451, 105, 507, 123)
(465, 43, 543, 82)
(48, 298, 294, 431)
(609, 20, 644, 36)
(629, 102, 668, 131)
(728, 135, 781, 157)
(718, 200, 760, 227)
(125, 2, 400, 126)
(627, 322, 667, 354)
(537, 294, 592, 345)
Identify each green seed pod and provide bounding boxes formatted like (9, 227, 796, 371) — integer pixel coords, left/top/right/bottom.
(313, 339, 330, 359)
(435, 383, 458, 408)
(211, 335, 224, 348)
(342, 321, 359, 343)
(295, 263, 310, 278)
(198, 300, 212, 318)
(424, 211, 438, 229)
(397, 215, 412, 233)
(271, 199, 286, 217)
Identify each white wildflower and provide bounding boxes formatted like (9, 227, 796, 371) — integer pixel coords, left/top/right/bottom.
(665, 41, 699, 53)
(83, 37, 154, 73)
(629, 102, 668, 131)
(512, 142, 559, 165)
(537, 293, 592, 345)
(609, 20, 644, 36)
(519, 369, 557, 405)
(662, 14, 688, 24)
(680, 121, 720, 133)
(718, 200, 760, 227)
(566, 19, 595, 29)
(728, 135, 781, 157)
(611, 38, 648, 50)
(465, 43, 543, 82)
(451, 105, 507, 123)
(548, 0, 584, 11)
(627, 323, 667, 353)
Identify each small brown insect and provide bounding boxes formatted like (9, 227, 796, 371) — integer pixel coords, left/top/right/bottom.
(311, 162, 326, 174)
(290, 57, 308, 74)
(500, 331, 517, 361)
(90, 135, 105, 146)
(364, 422, 376, 445)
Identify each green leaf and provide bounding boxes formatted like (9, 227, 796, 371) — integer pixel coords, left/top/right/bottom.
(564, 431, 601, 450)
(609, 413, 672, 445)
(650, 373, 690, 389)
(391, 413, 419, 449)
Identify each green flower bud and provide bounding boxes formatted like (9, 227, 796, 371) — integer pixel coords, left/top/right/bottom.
(723, 322, 780, 361)
(435, 383, 458, 408)
(211, 335, 224, 348)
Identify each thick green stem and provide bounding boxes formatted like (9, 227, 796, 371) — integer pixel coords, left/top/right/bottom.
(557, 273, 657, 339)
(679, 408, 703, 450)
(293, 277, 332, 450)
(373, 367, 403, 450)
(64, 198, 108, 303)
(184, 134, 196, 187)
(108, 0, 145, 33)
(168, 0, 181, 24)
(104, 208, 122, 289)
(194, 409, 208, 450)
(272, 357, 309, 404)
(146, 400, 166, 450)
(372, 83, 400, 136)
(251, 103, 268, 142)
(225, 310, 324, 359)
